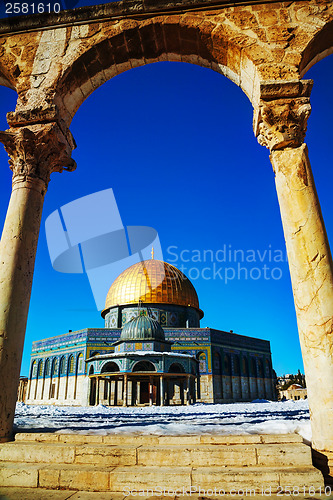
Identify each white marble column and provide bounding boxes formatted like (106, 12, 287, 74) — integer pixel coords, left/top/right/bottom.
(160, 376, 164, 406)
(0, 121, 75, 441)
(123, 375, 128, 407)
(255, 79, 333, 452)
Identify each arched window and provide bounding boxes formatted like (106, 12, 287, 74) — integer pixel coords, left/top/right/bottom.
(250, 358, 257, 377)
(132, 361, 156, 372)
(101, 362, 120, 373)
(30, 360, 37, 379)
(214, 352, 221, 374)
(223, 354, 231, 376)
(37, 360, 43, 377)
(168, 363, 185, 373)
(265, 359, 271, 378)
(77, 353, 84, 374)
(44, 358, 50, 377)
(242, 356, 249, 377)
(197, 352, 207, 373)
(60, 356, 66, 375)
(257, 359, 264, 378)
(51, 358, 58, 376)
(68, 355, 75, 374)
(233, 355, 240, 376)
(89, 365, 94, 375)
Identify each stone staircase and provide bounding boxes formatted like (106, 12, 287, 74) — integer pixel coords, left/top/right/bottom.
(0, 433, 324, 495)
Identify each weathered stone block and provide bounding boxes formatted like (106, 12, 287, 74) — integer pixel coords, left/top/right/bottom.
(257, 443, 311, 466)
(59, 466, 111, 491)
(138, 446, 192, 466)
(0, 463, 38, 487)
(39, 467, 60, 489)
(75, 444, 137, 466)
(191, 445, 257, 466)
(0, 442, 75, 464)
(110, 466, 191, 491)
(192, 466, 280, 490)
(59, 434, 103, 444)
(15, 432, 60, 442)
(200, 434, 261, 444)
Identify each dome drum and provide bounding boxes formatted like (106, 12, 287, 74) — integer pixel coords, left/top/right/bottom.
(105, 304, 201, 329)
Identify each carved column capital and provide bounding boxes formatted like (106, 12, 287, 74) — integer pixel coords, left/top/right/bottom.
(0, 121, 76, 186)
(253, 80, 313, 152)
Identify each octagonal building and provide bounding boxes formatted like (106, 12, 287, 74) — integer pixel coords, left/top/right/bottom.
(26, 256, 276, 406)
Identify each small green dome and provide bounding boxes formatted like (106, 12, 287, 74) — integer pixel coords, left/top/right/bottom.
(121, 314, 165, 341)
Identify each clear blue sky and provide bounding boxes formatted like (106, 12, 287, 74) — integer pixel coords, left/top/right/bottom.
(0, 3, 332, 378)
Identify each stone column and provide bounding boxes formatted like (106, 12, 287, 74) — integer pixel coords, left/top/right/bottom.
(160, 376, 164, 406)
(149, 376, 153, 406)
(0, 119, 75, 442)
(123, 374, 128, 407)
(95, 378, 100, 405)
(136, 381, 141, 405)
(254, 80, 333, 452)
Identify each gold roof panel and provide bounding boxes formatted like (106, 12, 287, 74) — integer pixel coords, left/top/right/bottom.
(103, 259, 201, 314)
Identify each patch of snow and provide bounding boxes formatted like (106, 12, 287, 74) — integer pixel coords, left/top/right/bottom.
(13, 400, 311, 441)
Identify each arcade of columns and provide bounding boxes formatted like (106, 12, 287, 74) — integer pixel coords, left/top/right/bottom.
(0, 0, 332, 458)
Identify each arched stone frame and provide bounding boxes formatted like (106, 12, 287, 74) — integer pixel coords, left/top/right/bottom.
(213, 351, 222, 401)
(74, 352, 84, 400)
(49, 357, 58, 400)
(231, 354, 242, 400)
(34, 359, 43, 400)
(101, 361, 121, 373)
(0, 1, 333, 451)
(27, 359, 37, 400)
(249, 356, 258, 400)
(222, 352, 232, 400)
(42, 358, 50, 401)
(241, 355, 250, 401)
(132, 360, 156, 372)
(168, 362, 185, 374)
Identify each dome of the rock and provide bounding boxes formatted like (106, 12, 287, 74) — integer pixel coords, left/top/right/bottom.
(102, 259, 203, 318)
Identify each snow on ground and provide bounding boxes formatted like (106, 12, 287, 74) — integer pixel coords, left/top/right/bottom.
(13, 400, 312, 442)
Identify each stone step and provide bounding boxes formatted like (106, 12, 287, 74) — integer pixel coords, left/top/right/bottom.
(0, 440, 312, 468)
(14, 432, 304, 445)
(0, 487, 328, 500)
(0, 462, 324, 492)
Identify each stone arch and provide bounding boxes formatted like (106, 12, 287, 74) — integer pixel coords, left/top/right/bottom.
(30, 360, 37, 379)
(242, 356, 249, 377)
(300, 20, 333, 77)
(44, 358, 50, 378)
(197, 351, 207, 373)
(59, 355, 66, 375)
(233, 355, 241, 376)
(68, 355, 75, 375)
(223, 354, 231, 376)
(55, 17, 258, 123)
(250, 357, 257, 378)
(132, 360, 156, 372)
(51, 358, 58, 376)
(168, 362, 185, 373)
(76, 353, 84, 374)
(101, 361, 120, 373)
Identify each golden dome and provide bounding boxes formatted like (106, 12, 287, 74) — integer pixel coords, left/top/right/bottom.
(102, 259, 203, 317)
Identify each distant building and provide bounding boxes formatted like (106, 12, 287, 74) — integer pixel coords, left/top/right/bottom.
(280, 384, 307, 401)
(26, 257, 276, 406)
